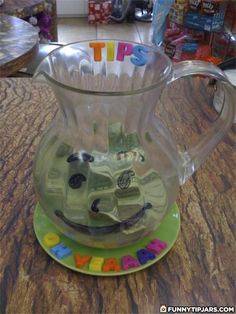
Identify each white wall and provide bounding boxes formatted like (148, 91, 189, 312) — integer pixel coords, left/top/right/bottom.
(57, 0, 88, 16)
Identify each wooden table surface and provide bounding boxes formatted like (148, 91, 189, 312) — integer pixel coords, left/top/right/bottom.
(0, 0, 45, 18)
(0, 15, 39, 77)
(0, 78, 235, 314)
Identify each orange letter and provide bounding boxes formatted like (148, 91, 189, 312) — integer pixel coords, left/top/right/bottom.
(89, 42, 105, 61)
(102, 258, 120, 272)
(74, 253, 91, 268)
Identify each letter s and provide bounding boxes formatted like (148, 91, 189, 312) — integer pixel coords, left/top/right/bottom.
(130, 45, 149, 66)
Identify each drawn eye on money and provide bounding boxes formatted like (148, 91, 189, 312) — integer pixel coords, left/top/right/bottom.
(68, 173, 86, 189)
(82, 152, 94, 162)
(117, 170, 135, 190)
(139, 154, 145, 162)
(91, 199, 100, 213)
(67, 153, 80, 163)
(67, 152, 94, 163)
(116, 150, 128, 160)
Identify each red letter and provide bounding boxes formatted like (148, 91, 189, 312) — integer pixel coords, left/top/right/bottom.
(103, 258, 120, 272)
(74, 253, 91, 268)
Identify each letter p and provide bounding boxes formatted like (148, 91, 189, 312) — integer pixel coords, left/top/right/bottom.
(117, 42, 133, 61)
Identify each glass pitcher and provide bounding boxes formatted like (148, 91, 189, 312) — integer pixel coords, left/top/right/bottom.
(34, 40, 235, 248)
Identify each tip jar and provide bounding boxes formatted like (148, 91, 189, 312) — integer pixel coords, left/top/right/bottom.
(33, 40, 236, 248)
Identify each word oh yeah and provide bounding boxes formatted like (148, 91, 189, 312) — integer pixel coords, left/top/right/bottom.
(43, 232, 167, 273)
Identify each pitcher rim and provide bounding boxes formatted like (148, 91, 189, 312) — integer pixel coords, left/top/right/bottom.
(34, 39, 173, 96)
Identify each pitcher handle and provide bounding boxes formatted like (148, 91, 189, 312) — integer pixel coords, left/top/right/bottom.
(168, 60, 236, 185)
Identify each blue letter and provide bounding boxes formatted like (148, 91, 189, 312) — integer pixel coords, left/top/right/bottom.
(136, 249, 156, 265)
(131, 45, 149, 66)
(50, 243, 72, 259)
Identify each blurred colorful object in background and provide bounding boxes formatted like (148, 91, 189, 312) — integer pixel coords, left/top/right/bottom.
(152, 0, 236, 64)
(25, 1, 54, 43)
(88, 0, 112, 24)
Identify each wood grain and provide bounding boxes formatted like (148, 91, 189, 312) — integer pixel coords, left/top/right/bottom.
(0, 78, 235, 314)
(0, 15, 39, 77)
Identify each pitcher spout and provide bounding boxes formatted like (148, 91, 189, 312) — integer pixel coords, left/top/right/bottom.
(33, 55, 55, 85)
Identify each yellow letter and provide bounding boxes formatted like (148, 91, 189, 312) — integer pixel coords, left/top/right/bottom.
(43, 232, 60, 248)
(89, 256, 104, 272)
(107, 42, 115, 61)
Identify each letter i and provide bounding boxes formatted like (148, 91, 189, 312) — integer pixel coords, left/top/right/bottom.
(107, 42, 115, 61)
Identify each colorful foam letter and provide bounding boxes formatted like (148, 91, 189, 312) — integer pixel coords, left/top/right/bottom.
(130, 45, 149, 66)
(146, 239, 167, 255)
(43, 232, 60, 248)
(122, 255, 139, 270)
(136, 249, 156, 265)
(89, 42, 105, 61)
(74, 253, 91, 268)
(107, 42, 115, 61)
(102, 258, 120, 272)
(50, 243, 72, 259)
(89, 256, 104, 272)
(116, 42, 133, 61)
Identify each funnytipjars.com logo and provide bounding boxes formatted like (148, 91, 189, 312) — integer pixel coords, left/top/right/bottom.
(159, 305, 235, 313)
(160, 305, 167, 312)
